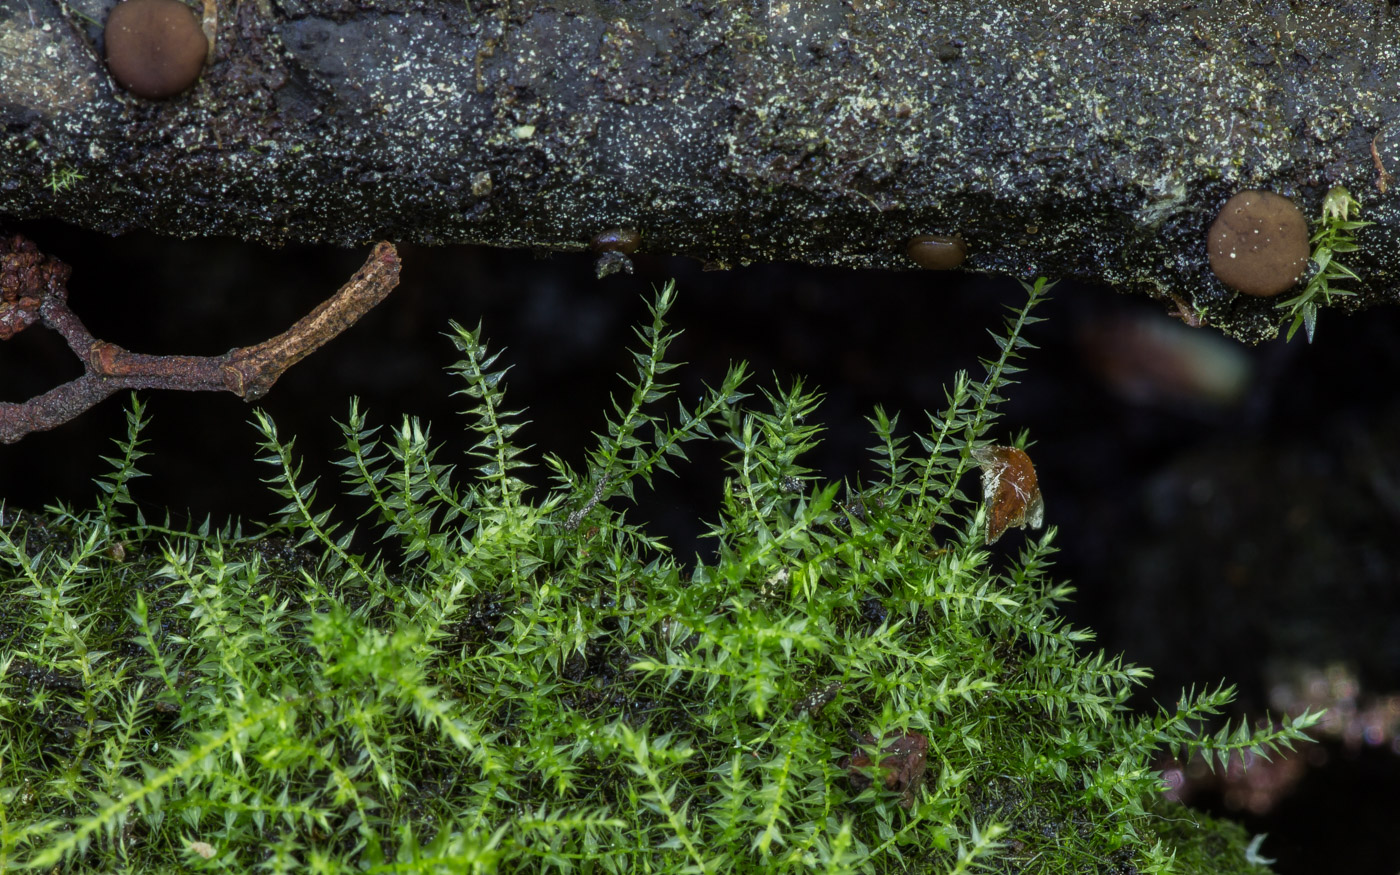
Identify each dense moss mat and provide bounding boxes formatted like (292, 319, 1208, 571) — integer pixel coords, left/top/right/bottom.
(0, 281, 1316, 872)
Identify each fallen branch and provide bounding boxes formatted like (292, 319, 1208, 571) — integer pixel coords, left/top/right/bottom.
(0, 237, 400, 444)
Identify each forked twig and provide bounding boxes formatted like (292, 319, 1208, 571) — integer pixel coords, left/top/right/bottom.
(0, 237, 401, 444)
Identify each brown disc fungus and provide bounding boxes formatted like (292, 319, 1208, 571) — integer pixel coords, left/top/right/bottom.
(1207, 191, 1310, 298)
(104, 0, 208, 99)
(591, 227, 642, 255)
(906, 234, 967, 270)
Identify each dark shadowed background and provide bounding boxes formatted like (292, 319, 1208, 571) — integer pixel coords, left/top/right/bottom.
(3, 222, 1399, 873)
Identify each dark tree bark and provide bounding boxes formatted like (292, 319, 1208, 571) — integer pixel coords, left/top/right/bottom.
(2, 0, 1399, 341)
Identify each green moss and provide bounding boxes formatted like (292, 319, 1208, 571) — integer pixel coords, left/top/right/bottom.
(45, 165, 85, 195)
(1146, 800, 1277, 875)
(0, 279, 1318, 873)
(1278, 185, 1372, 343)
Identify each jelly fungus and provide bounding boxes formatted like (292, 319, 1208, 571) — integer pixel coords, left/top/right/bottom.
(906, 234, 967, 270)
(970, 445, 1044, 544)
(1207, 191, 1310, 298)
(104, 0, 208, 99)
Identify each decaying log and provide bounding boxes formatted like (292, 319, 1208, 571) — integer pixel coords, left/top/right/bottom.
(2, 0, 1399, 341)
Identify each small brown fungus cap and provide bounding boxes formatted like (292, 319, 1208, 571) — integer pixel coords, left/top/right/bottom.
(1207, 190, 1310, 298)
(906, 234, 967, 270)
(105, 0, 208, 99)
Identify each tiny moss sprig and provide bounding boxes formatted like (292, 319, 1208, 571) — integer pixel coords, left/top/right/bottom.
(1279, 186, 1371, 343)
(46, 165, 86, 196)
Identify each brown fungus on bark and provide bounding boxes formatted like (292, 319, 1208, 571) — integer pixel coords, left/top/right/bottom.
(104, 0, 209, 99)
(906, 234, 967, 270)
(1207, 191, 1311, 298)
(591, 227, 641, 279)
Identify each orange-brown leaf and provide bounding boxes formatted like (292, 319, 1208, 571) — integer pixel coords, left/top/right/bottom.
(970, 445, 1045, 544)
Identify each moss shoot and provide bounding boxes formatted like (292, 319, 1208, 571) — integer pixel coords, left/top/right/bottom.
(0, 280, 1318, 872)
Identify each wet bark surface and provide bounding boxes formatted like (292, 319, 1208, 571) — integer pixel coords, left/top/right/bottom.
(3, 0, 1400, 341)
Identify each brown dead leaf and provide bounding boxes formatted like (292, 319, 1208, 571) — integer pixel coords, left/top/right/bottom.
(840, 730, 930, 808)
(970, 445, 1045, 544)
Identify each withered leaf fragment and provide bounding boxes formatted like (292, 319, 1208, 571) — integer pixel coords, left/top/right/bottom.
(970, 445, 1045, 544)
(840, 730, 930, 809)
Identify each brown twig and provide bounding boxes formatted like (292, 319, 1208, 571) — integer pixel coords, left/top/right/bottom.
(1373, 132, 1394, 195)
(1164, 292, 1207, 328)
(0, 237, 400, 444)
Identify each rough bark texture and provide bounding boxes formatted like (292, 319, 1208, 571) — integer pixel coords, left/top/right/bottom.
(2, 0, 1399, 342)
